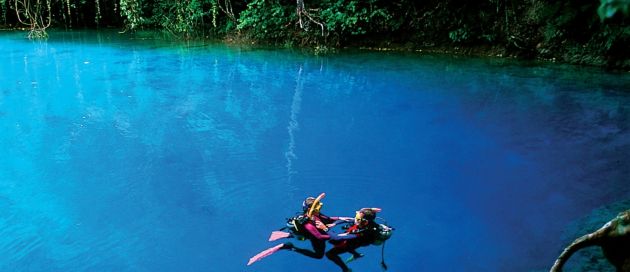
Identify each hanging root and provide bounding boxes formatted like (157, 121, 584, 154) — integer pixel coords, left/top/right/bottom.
(296, 0, 324, 36)
(14, 0, 52, 39)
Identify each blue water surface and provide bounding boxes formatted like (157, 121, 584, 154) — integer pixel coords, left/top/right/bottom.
(1, 30, 629, 272)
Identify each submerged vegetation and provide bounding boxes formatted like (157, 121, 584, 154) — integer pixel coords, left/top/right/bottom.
(0, 0, 628, 67)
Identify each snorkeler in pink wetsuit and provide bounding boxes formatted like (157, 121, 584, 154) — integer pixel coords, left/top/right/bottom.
(247, 193, 355, 266)
(281, 195, 353, 259)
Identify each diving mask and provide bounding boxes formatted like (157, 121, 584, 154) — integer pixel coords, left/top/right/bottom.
(313, 202, 323, 213)
(354, 211, 365, 223)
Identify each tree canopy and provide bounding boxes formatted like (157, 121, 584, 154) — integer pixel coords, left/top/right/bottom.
(1, 0, 628, 67)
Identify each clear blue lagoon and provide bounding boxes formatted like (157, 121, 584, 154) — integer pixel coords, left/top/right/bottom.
(1, 30, 629, 271)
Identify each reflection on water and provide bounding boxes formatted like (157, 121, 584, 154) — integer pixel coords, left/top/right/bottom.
(0, 30, 629, 271)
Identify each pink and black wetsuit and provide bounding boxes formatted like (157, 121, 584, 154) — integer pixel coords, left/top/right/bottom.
(290, 213, 343, 259)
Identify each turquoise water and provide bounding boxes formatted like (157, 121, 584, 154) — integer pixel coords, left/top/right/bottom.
(0, 30, 629, 271)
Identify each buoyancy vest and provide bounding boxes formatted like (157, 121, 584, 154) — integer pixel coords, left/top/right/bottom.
(344, 221, 393, 246)
(286, 214, 310, 235)
(285, 213, 330, 238)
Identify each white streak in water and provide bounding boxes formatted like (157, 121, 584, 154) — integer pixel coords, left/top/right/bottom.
(285, 66, 303, 183)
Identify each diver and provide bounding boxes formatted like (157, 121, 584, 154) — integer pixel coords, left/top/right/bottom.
(280, 193, 353, 259)
(326, 208, 393, 272)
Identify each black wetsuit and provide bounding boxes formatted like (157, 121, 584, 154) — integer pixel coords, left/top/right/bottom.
(326, 222, 379, 272)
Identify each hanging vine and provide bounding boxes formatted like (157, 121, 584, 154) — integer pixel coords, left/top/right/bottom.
(1, 0, 6, 25)
(13, 0, 52, 38)
(216, 0, 235, 22)
(296, 0, 324, 35)
(211, 0, 217, 28)
(95, 0, 101, 26)
(65, 0, 72, 27)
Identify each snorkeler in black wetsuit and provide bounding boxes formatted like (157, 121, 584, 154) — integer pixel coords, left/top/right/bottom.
(326, 208, 382, 272)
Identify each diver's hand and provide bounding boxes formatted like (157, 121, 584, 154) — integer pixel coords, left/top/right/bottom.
(315, 221, 329, 232)
(329, 233, 348, 241)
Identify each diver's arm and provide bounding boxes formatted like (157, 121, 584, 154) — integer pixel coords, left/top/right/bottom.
(325, 217, 354, 228)
(321, 215, 353, 228)
(304, 223, 331, 240)
(331, 216, 354, 222)
(329, 232, 359, 241)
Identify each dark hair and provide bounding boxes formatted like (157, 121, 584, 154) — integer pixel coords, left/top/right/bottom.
(359, 208, 376, 222)
(302, 197, 316, 211)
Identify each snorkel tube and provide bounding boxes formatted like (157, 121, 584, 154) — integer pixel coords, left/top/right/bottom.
(361, 207, 382, 213)
(306, 193, 326, 217)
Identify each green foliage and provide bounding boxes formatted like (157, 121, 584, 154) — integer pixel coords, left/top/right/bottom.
(237, 0, 295, 41)
(223, 19, 236, 34)
(523, 0, 547, 25)
(28, 28, 49, 39)
(236, 0, 399, 44)
(542, 23, 562, 46)
(319, 0, 394, 36)
(0, 0, 627, 67)
(598, 0, 630, 20)
(1, 0, 5, 25)
(449, 27, 470, 43)
(120, 0, 143, 30)
(599, 25, 620, 51)
(313, 45, 335, 55)
(153, 0, 206, 38)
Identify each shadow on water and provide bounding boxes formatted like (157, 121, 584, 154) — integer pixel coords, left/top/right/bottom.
(0, 30, 629, 271)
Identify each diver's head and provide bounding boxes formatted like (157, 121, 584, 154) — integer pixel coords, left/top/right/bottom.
(355, 208, 377, 226)
(302, 197, 323, 214)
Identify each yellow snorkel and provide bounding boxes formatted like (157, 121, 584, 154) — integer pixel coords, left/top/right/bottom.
(306, 193, 326, 217)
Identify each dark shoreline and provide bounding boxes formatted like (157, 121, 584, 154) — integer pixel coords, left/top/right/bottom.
(2, 27, 629, 72)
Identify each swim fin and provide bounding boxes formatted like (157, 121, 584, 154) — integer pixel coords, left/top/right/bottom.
(268, 231, 291, 241)
(247, 243, 285, 266)
(345, 252, 364, 263)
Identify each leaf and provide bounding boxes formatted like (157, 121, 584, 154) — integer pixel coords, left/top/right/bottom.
(606, 6, 619, 17)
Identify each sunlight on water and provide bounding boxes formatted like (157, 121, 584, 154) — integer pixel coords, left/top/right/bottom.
(0, 30, 629, 272)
